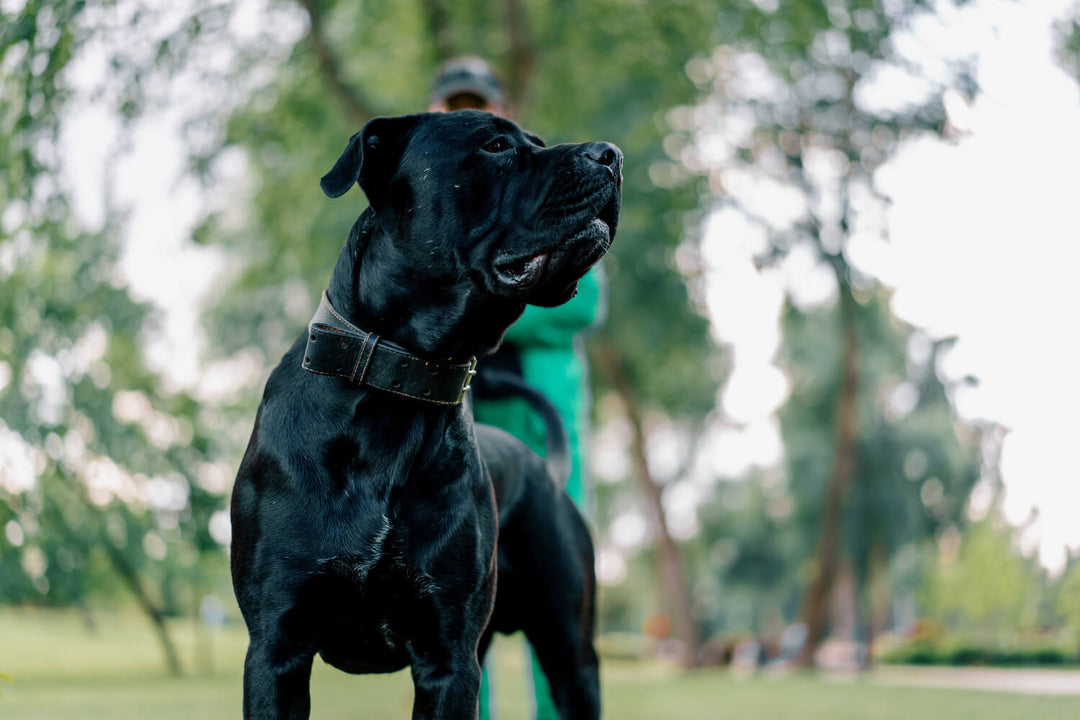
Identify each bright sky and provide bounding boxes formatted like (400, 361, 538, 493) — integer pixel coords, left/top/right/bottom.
(47, 0, 1080, 571)
(702, 0, 1080, 571)
(880, 0, 1080, 570)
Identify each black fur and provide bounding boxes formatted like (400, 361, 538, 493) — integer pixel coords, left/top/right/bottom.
(468, 367, 571, 488)
(230, 110, 621, 720)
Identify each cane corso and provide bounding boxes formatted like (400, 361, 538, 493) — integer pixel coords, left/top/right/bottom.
(230, 109, 621, 719)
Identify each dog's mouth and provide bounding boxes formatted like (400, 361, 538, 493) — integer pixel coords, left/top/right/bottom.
(494, 252, 550, 291)
(493, 217, 610, 290)
(493, 183, 619, 298)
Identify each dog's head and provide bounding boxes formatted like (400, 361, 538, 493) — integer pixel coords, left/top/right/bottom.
(321, 110, 621, 313)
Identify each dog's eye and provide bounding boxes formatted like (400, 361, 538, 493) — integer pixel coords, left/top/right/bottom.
(481, 138, 512, 154)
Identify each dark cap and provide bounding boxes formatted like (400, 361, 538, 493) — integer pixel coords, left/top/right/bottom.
(430, 57, 505, 105)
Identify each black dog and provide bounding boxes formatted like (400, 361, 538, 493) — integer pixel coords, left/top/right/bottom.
(230, 109, 621, 719)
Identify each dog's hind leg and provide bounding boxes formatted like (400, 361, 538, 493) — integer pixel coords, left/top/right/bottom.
(512, 501, 602, 720)
(525, 622, 600, 720)
(521, 570, 601, 720)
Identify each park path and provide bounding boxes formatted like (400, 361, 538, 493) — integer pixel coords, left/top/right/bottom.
(869, 666, 1080, 696)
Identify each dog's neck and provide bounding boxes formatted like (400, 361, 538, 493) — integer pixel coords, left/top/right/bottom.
(325, 211, 525, 362)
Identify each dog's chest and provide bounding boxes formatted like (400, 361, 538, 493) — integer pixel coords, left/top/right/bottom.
(314, 526, 447, 674)
(320, 512, 392, 581)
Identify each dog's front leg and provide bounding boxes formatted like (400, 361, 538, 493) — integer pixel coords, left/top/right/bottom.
(408, 648, 484, 720)
(241, 624, 317, 719)
(405, 574, 494, 720)
(236, 595, 315, 720)
(403, 544, 496, 719)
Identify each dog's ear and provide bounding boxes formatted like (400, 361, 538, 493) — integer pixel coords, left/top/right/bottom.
(320, 116, 418, 200)
(320, 130, 364, 198)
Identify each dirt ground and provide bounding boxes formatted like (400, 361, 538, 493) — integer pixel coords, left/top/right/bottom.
(870, 666, 1080, 696)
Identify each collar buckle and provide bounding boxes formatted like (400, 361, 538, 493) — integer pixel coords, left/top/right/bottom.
(458, 356, 478, 404)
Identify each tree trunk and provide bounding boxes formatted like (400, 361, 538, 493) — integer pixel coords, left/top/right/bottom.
(418, 0, 456, 63)
(795, 279, 859, 668)
(74, 599, 97, 632)
(861, 539, 889, 671)
(593, 338, 700, 668)
(296, 0, 380, 125)
(50, 489, 183, 676)
(100, 535, 184, 676)
(504, 0, 536, 111)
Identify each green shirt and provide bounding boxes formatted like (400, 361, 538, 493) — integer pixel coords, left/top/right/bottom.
(472, 265, 605, 513)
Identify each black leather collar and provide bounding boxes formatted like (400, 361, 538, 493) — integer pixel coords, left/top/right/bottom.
(301, 292, 477, 406)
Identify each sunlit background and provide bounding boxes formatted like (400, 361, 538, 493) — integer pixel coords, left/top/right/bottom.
(3, 0, 1080, 717)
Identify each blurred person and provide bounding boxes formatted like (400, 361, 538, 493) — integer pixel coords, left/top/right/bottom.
(429, 56, 606, 720)
(429, 56, 514, 118)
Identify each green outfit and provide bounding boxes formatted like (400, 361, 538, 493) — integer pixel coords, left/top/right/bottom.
(473, 266, 604, 720)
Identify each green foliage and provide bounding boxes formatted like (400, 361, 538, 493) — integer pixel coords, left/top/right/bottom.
(0, 0, 226, 626)
(879, 533, 1078, 667)
(1055, 5, 1080, 80)
(691, 472, 804, 636)
(691, 289, 982, 638)
(919, 519, 1045, 640)
(684, 0, 984, 650)
(1056, 559, 1080, 643)
(881, 637, 1078, 667)
(778, 290, 981, 625)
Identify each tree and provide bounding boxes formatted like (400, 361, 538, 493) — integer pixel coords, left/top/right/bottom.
(692, 470, 804, 641)
(690, 0, 979, 666)
(1055, 3, 1080, 80)
(782, 292, 983, 659)
(0, 0, 229, 674)
(1055, 554, 1080, 648)
(921, 517, 1043, 643)
(687, 289, 983, 661)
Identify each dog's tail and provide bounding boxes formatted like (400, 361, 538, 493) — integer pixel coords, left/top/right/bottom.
(473, 368, 571, 489)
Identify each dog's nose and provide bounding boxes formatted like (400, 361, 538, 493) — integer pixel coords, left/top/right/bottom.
(584, 142, 623, 174)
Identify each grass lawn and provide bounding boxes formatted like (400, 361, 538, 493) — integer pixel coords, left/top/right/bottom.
(2, 608, 1079, 719)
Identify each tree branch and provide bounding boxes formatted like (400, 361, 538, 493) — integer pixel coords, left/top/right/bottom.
(795, 271, 860, 669)
(295, 0, 380, 126)
(592, 337, 701, 668)
(418, 0, 456, 64)
(100, 529, 184, 676)
(504, 0, 536, 111)
(50, 486, 183, 676)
